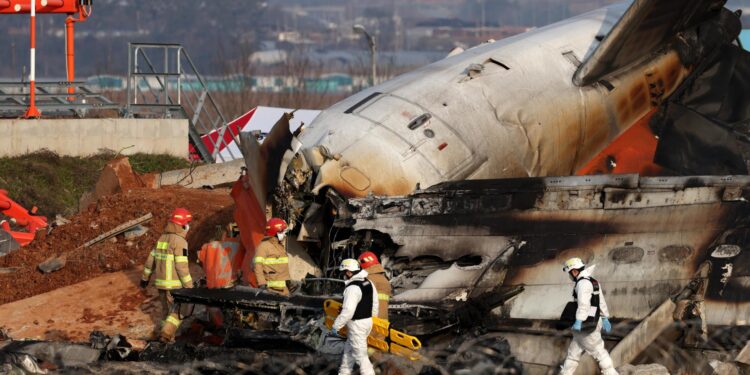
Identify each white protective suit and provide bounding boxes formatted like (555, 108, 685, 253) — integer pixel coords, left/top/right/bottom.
(560, 265, 619, 375)
(332, 269, 379, 375)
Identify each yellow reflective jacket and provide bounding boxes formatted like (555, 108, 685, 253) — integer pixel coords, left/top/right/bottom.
(142, 222, 193, 290)
(365, 264, 392, 320)
(253, 236, 290, 290)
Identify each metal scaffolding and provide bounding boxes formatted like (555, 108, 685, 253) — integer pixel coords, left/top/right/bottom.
(125, 42, 238, 163)
(0, 81, 119, 118)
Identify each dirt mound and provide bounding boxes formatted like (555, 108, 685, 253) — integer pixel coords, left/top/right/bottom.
(0, 186, 234, 304)
(0, 151, 191, 217)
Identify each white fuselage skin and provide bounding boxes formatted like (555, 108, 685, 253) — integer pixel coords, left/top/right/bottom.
(298, 3, 688, 198)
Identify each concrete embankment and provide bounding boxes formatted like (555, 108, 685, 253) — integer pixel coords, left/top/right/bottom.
(0, 119, 188, 158)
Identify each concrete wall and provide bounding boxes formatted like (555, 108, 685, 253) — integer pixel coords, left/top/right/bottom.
(157, 159, 245, 188)
(0, 118, 188, 157)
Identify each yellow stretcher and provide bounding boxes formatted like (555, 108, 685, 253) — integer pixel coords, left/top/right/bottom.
(323, 299, 422, 360)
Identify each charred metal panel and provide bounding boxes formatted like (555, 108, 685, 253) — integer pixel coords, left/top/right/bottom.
(238, 113, 294, 211)
(348, 175, 750, 324)
(639, 175, 750, 188)
(574, 0, 723, 86)
(603, 186, 724, 209)
(423, 174, 639, 193)
(171, 286, 332, 312)
(653, 40, 750, 175)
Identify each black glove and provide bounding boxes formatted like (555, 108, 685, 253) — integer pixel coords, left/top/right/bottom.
(140, 279, 148, 289)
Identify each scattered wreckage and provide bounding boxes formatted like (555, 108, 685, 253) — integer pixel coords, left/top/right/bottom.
(219, 0, 750, 372)
(180, 174, 750, 372)
(4, 0, 750, 373)
(0, 190, 47, 256)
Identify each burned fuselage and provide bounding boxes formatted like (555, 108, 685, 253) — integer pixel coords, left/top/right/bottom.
(231, 0, 748, 332)
(344, 174, 750, 326)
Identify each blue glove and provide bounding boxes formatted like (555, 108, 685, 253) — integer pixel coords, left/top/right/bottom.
(572, 320, 582, 331)
(332, 328, 339, 337)
(602, 317, 612, 333)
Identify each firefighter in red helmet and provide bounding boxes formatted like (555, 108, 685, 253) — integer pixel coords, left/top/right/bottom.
(253, 218, 291, 296)
(358, 250, 392, 320)
(141, 208, 194, 342)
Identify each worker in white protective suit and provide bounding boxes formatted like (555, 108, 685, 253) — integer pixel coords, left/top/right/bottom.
(560, 257, 619, 375)
(332, 258, 379, 375)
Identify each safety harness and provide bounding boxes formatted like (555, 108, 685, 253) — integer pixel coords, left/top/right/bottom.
(347, 278, 374, 321)
(573, 276, 601, 332)
(558, 276, 601, 333)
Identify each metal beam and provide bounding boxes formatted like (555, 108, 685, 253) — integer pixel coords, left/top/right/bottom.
(576, 298, 676, 374)
(737, 341, 750, 366)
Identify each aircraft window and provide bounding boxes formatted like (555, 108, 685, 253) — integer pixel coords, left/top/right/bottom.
(711, 244, 741, 259)
(344, 92, 382, 114)
(407, 113, 432, 130)
(455, 255, 483, 267)
(598, 80, 615, 91)
(609, 246, 645, 264)
(424, 129, 435, 138)
(562, 51, 581, 67)
(487, 58, 510, 70)
(658, 245, 692, 263)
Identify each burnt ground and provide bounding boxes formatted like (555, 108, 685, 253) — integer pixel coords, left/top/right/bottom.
(0, 186, 234, 304)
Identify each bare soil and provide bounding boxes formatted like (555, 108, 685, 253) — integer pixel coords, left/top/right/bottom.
(0, 186, 234, 304)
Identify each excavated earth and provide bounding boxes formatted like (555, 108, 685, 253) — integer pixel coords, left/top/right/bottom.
(0, 186, 234, 305)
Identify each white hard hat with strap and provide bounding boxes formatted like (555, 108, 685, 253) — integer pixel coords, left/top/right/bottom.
(563, 257, 585, 273)
(339, 258, 361, 272)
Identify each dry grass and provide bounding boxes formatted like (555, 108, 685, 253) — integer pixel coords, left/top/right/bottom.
(0, 151, 190, 217)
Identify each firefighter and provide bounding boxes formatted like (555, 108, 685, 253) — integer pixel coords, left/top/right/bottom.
(140, 208, 194, 343)
(332, 259, 379, 375)
(221, 222, 245, 283)
(197, 222, 244, 328)
(198, 222, 244, 289)
(358, 250, 392, 320)
(560, 257, 619, 375)
(253, 218, 291, 296)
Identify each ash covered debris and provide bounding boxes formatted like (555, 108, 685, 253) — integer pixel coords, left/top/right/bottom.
(652, 6, 750, 176)
(168, 284, 525, 374)
(0, 325, 523, 374)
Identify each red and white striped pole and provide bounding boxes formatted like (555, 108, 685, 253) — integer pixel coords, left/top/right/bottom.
(24, 0, 41, 118)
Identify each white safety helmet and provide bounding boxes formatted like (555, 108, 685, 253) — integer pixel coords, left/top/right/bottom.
(339, 258, 361, 272)
(562, 257, 585, 273)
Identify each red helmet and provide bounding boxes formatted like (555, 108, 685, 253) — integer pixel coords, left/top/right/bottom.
(265, 218, 288, 236)
(358, 251, 380, 269)
(170, 208, 193, 226)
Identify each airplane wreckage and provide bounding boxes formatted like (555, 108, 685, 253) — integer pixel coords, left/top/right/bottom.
(170, 0, 750, 373)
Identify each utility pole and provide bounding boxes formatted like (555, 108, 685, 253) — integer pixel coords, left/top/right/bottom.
(353, 24, 376, 87)
(24, 0, 41, 118)
(480, 0, 485, 37)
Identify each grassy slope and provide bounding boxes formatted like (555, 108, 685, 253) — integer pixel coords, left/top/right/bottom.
(0, 151, 191, 217)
